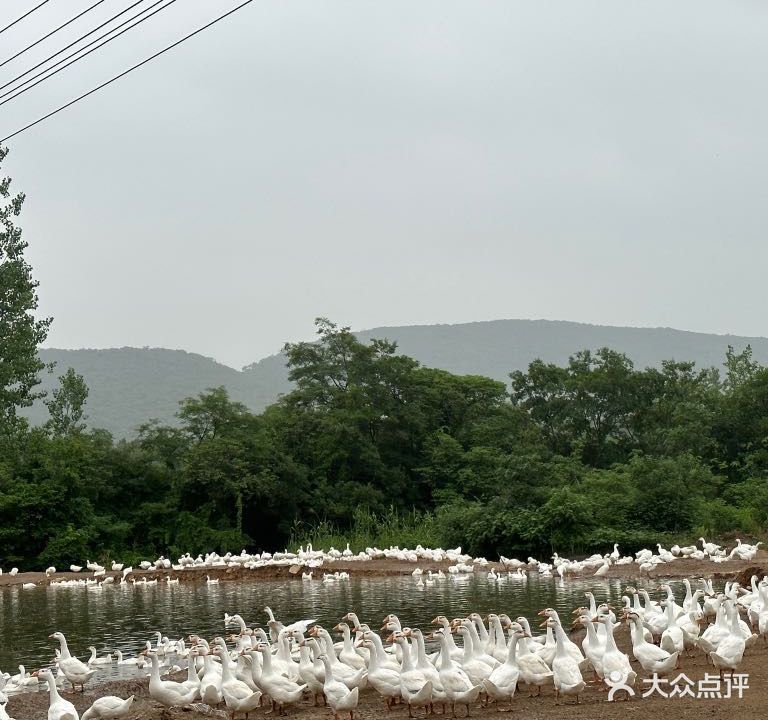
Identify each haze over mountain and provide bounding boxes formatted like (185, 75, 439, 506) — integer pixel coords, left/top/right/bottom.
(28, 320, 768, 439)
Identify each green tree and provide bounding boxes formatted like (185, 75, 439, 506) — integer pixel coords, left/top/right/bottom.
(45, 368, 89, 436)
(0, 146, 51, 433)
(724, 344, 759, 391)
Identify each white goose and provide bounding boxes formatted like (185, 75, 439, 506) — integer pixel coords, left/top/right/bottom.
(390, 633, 432, 715)
(297, 643, 325, 706)
(625, 613, 678, 675)
(49, 632, 97, 691)
(319, 655, 359, 720)
(35, 668, 78, 720)
(572, 614, 606, 679)
(482, 630, 521, 710)
(432, 628, 481, 717)
(222, 685, 263, 719)
(213, 646, 260, 711)
(406, 628, 447, 710)
(537, 609, 587, 669)
(455, 625, 494, 686)
(199, 652, 223, 705)
(660, 600, 685, 655)
(596, 615, 636, 692)
(710, 602, 747, 676)
(146, 651, 198, 709)
(255, 643, 306, 714)
(81, 695, 134, 719)
(514, 627, 553, 696)
(86, 648, 113, 666)
(358, 638, 400, 709)
(333, 623, 366, 670)
(546, 619, 585, 704)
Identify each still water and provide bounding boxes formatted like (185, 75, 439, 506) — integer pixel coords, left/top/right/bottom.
(0, 574, 672, 680)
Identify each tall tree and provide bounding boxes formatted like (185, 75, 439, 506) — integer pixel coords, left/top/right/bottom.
(0, 146, 51, 433)
(45, 368, 89, 436)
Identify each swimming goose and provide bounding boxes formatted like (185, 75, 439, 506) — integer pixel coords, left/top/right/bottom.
(114, 650, 142, 667)
(87, 647, 113, 666)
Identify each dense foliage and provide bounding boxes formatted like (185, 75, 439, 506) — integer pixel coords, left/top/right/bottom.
(1, 151, 767, 567)
(2, 317, 768, 568)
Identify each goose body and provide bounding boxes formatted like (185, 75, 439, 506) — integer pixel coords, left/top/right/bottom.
(360, 639, 400, 708)
(87, 647, 113, 666)
(548, 620, 585, 703)
(256, 644, 307, 712)
(710, 603, 747, 674)
(626, 614, 678, 675)
(319, 655, 359, 720)
(80, 696, 134, 719)
(482, 632, 521, 708)
(433, 630, 481, 715)
(37, 669, 79, 720)
(147, 652, 198, 708)
(50, 633, 97, 691)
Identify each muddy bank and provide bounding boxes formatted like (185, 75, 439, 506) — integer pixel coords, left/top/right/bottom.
(2, 550, 766, 588)
(6, 632, 768, 720)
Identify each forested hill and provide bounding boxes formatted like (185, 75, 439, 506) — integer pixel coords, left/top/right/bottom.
(28, 320, 768, 438)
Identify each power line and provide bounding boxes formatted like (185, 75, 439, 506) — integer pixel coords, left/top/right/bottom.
(0, 0, 175, 105)
(0, 0, 54, 37)
(0, 0, 149, 93)
(1, 0, 255, 144)
(0, 0, 107, 69)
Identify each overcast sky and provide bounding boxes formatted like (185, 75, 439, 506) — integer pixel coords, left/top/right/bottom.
(2, 0, 767, 369)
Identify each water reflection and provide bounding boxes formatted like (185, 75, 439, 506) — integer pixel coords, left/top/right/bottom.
(0, 574, 686, 680)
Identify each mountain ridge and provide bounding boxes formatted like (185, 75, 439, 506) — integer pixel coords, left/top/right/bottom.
(28, 319, 768, 438)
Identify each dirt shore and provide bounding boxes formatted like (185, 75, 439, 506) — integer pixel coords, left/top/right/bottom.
(6, 627, 768, 720)
(1, 550, 766, 588)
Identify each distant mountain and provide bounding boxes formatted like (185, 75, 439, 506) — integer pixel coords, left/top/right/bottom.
(27, 320, 768, 438)
(28, 348, 284, 440)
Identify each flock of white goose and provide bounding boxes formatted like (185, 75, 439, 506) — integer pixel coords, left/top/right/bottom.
(2, 572, 768, 720)
(0, 536, 761, 591)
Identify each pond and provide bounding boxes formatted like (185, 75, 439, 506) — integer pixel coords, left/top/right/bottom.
(0, 573, 682, 682)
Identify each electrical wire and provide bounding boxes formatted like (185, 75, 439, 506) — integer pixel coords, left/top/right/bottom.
(0, 0, 54, 37)
(0, 0, 174, 104)
(1, 0, 255, 144)
(0, 0, 148, 93)
(0, 0, 106, 69)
